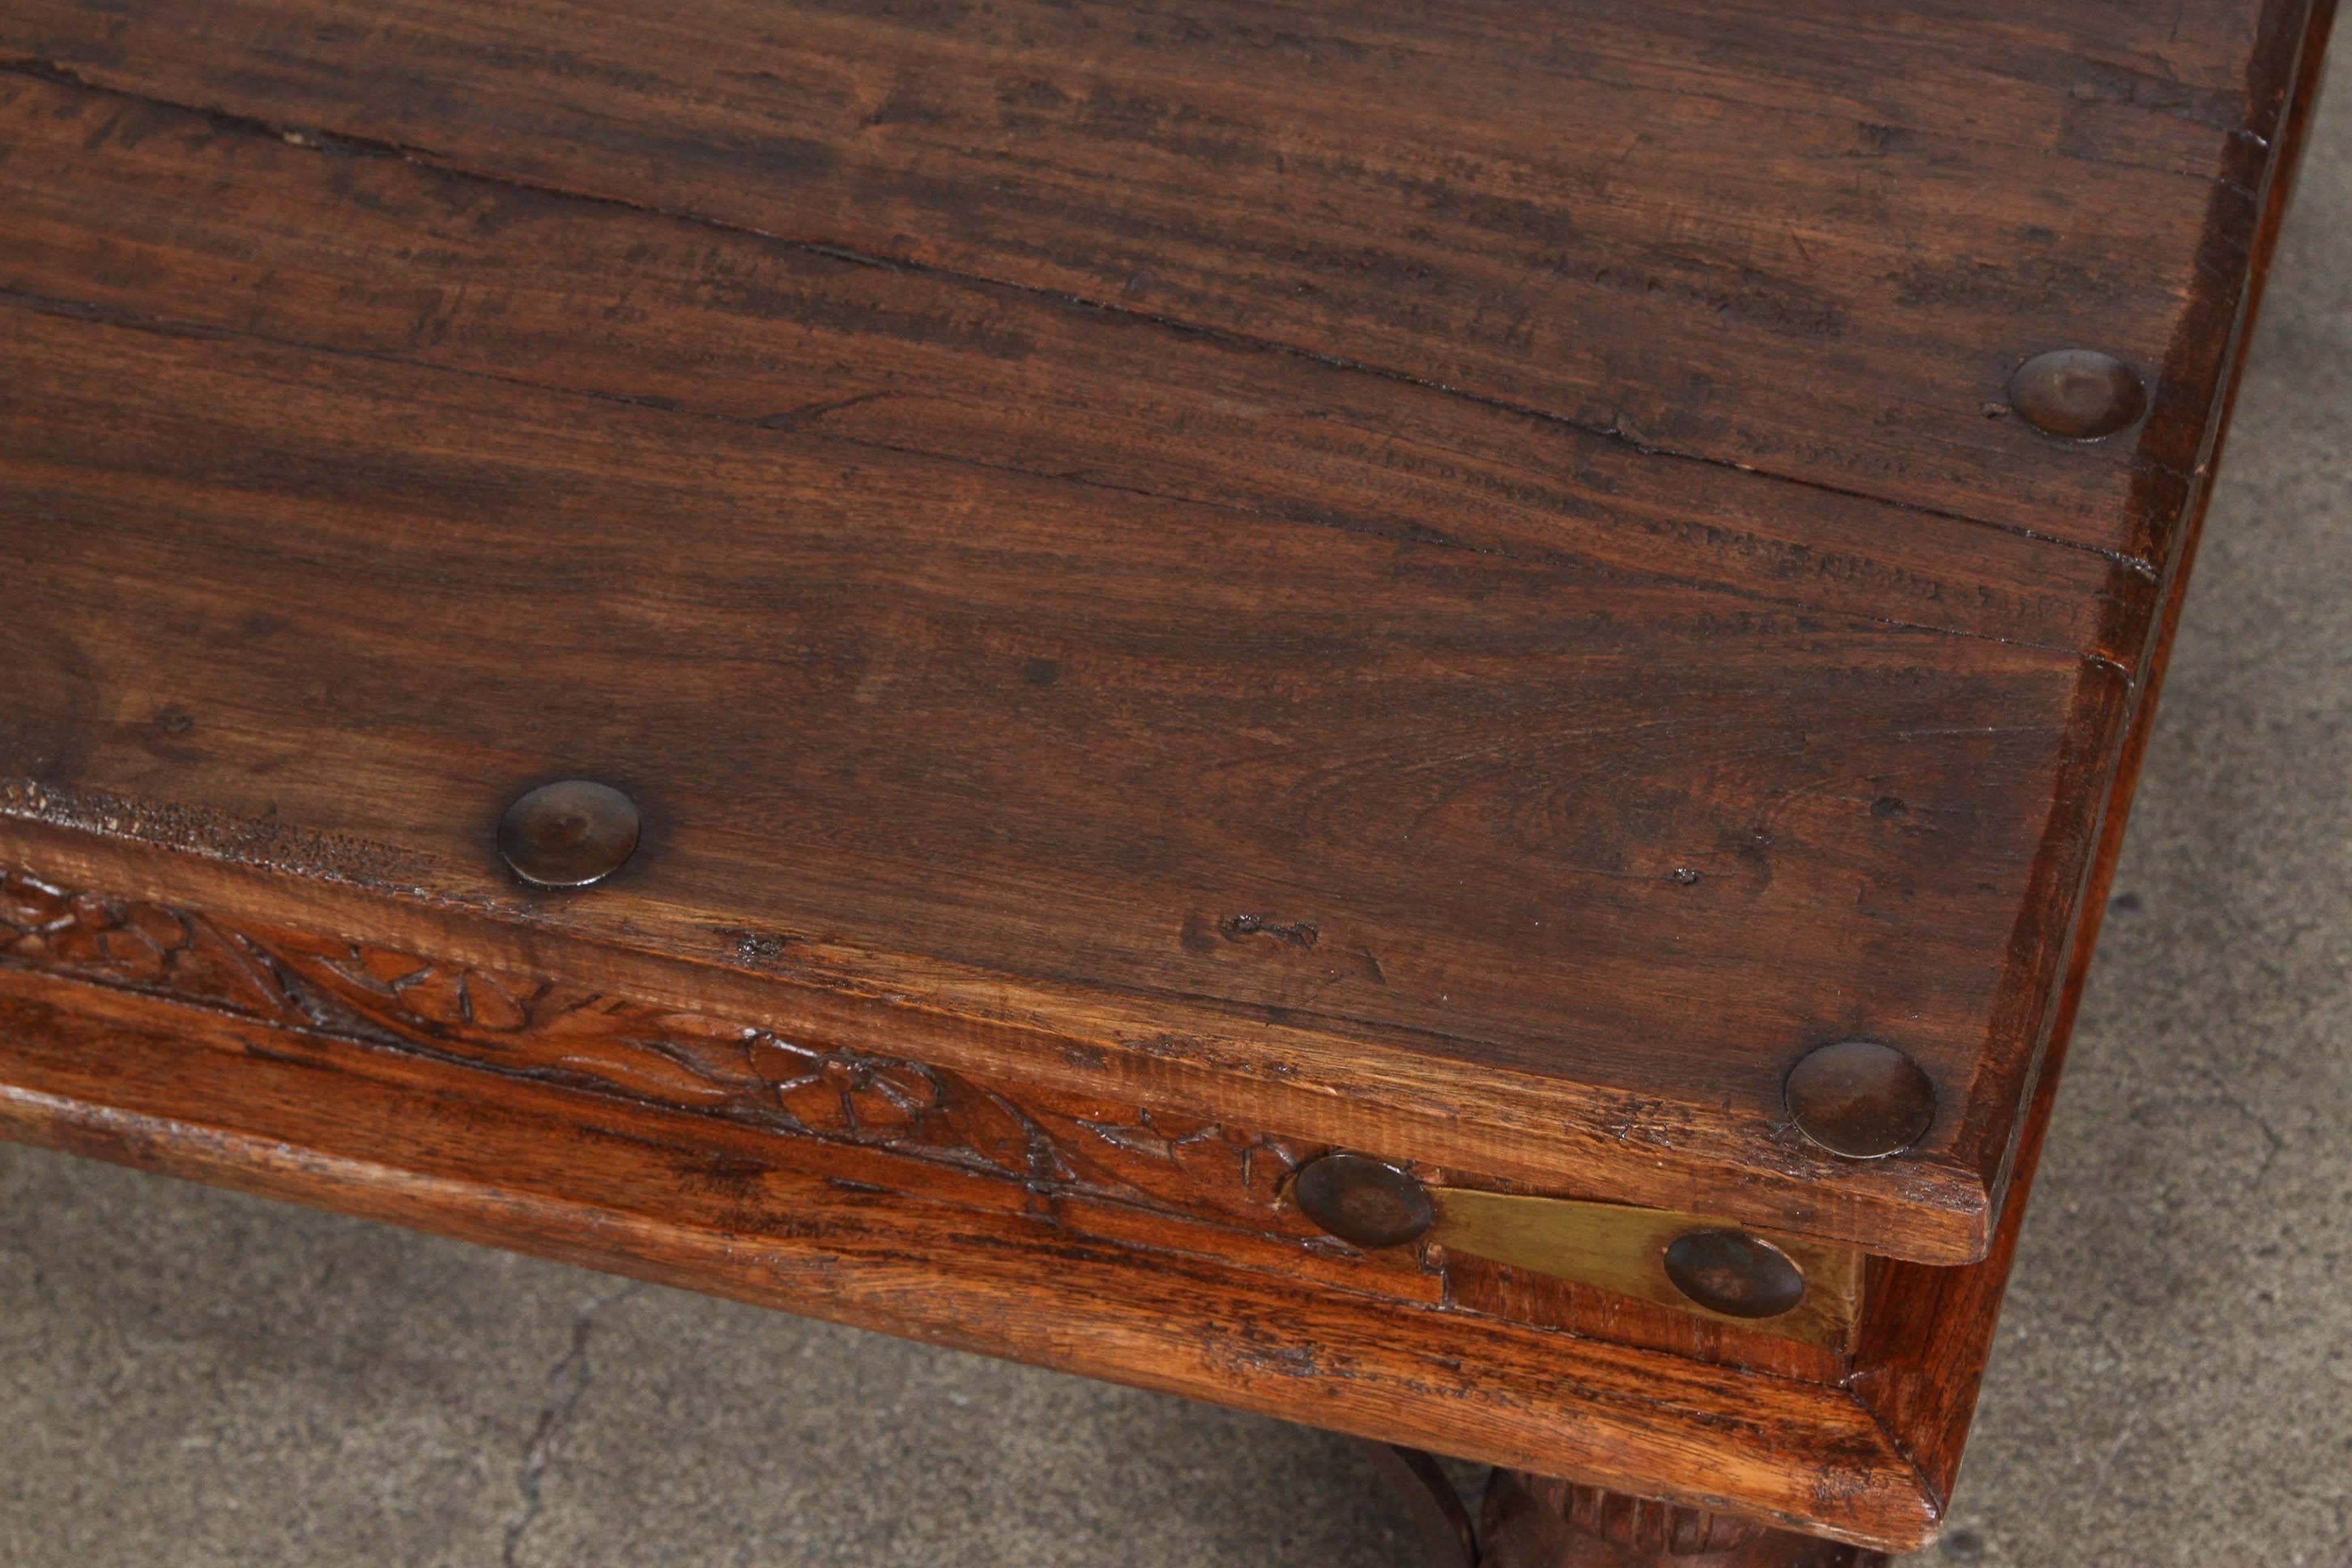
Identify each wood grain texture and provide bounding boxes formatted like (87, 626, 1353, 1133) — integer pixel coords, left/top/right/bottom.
(0, 855, 1895, 1370)
(1443, 1253, 1846, 1386)
(0, 0, 2302, 558)
(0, 42, 2248, 1258)
(0, 284, 2103, 1258)
(0, 66, 2140, 659)
(1850, 0, 2343, 1504)
(0, 962, 1942, 1552)
(0, 811, 1993, 1281)
(0, 864, 1346, 1248)
(1481, 1471, 1885, 1567)
(1424, 1190, 1863, 1356)
(0, 0, 2334, 1548)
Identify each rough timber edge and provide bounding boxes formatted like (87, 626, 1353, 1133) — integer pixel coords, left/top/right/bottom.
(0, 811, 1997, 1266)
(0, 960, 1946, 1550)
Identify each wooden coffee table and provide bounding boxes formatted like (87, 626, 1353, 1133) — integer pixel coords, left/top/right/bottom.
(0, 3, 2336, 1561)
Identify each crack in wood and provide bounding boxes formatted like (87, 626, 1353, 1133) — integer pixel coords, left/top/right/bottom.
(0, 54, 2162, 574)
(0, 276, 2137, 672)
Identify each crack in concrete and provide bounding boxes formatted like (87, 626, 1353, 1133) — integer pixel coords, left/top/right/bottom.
(499, 1282, 644, 1568)
(2204, 1073, 2289, 1184)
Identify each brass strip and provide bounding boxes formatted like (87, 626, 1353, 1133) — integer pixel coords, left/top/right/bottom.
(1426, 1188, 1864, 1353)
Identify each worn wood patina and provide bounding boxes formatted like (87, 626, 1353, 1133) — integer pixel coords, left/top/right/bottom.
(0, 0, 2336, 1557)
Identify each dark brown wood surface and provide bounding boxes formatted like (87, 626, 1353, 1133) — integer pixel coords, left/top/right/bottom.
(0, 961, 1940, 1550)
(0, 0, 2294, 559)
(0, 1, 2336, 1545)
(0, 858, 1437, 1302)
(1481, 1471, 1884, 1567)
(7, 0, 2325, 1257)
(1855, 0, 2342, 1505)
(0, 597, 2258, 1554)
(0, 272, 2094, 1258)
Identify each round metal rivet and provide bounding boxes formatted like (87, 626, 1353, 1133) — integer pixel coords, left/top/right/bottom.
(1292, 1152, 1434, 1250)
(2006, 348, 2147, 440)
(1662, 1229, 1807, 1320)
(1784, 1039, 1938, 1158)
(497, 779, 640, 888)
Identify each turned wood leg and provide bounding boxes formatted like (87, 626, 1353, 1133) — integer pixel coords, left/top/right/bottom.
(1477, 1469, 1889, 1568)
(1354, 1439, 1481, 1568)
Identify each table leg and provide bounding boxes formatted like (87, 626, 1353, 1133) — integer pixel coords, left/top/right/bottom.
(1355, 1439, 1482, 1568)
(1476, 1469, 1889, 1568)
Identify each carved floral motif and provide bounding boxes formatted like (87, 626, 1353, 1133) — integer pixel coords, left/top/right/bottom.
(0, 867, 1316, 1234)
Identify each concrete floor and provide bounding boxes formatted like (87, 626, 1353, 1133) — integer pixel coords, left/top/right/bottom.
(4, 46, 2349, 1568)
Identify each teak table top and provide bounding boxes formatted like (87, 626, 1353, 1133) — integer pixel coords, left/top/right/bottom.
(0, 0, 2336, 1553)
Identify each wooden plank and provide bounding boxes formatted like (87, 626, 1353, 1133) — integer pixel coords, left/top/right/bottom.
(0, 851, 1901, 1375)
(0, 820, 2009, 1266)
(0, 69, 2139, 659)
(0, 858, 1458, 1304)
(0, 963, 1942, 1550)
(0, 282, 2116, 1260)
(0, 1, 2332, 1547)
(0, 2, 2326, 1267)
(0, 0, 2313, 557)
(1852, 0, 2343, 1498)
